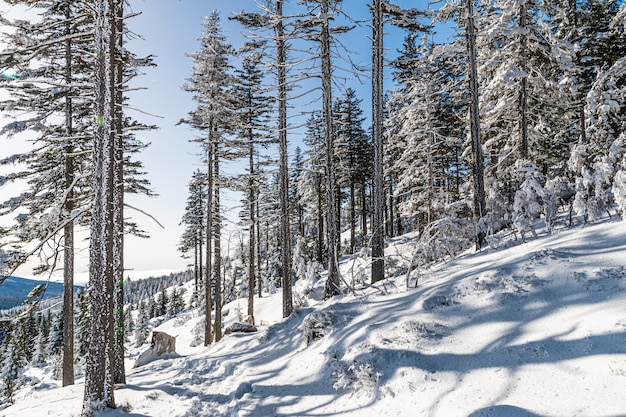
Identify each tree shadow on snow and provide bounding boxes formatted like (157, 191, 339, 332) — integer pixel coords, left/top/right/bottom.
(467, 404, 546, 417)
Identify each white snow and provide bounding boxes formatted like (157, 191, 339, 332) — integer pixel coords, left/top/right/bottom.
(3, 218, 626, 417)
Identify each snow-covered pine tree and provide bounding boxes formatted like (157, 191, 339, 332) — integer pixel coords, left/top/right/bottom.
(568, 1, 626, 221)
(232, 42, 274, 323)
(300, 112, 327, 264)
(1, 0, 155, 389)
(179, 170, 207, 295)
(181, 11, 236, 343)
(371, 0, 429, 280)
(134, 299, 149, 347)
(386, 35, 465, 234)
(333, 88, 371, 253)
(1, 334, 23, 404)
(233, 0, 298, 315)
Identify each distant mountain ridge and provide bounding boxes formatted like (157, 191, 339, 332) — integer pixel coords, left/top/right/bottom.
(0, 276, 82, 310)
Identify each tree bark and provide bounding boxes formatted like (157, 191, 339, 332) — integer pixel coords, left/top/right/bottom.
(213, 141, 223, 343)
(248, 137, 255, 320)
(83, 0, 116, 412)
(322, 0, 340, 297)
(204, 137, 213, 346)
(519, 2, 528, 160)
(317, 173, 324, 264)
(465, 0, 487, 249)
(62, 0, 75, 388)
(112, 0, 126, 385)
(256, 193, 262, 298)
(276, 0, 293, 317)
(371, 0, 385, 283)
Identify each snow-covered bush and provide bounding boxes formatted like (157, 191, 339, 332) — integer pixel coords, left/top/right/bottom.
(614, 169, 626, 219)
(512, 160, 545, 239)
(332, 358, 380, 398)
(477, 176, 512, 241)
(302, 311, 333, 345)
(570, 136, 625, 221)
(411, 200, 474, 269)
(543, 176, 575, 232)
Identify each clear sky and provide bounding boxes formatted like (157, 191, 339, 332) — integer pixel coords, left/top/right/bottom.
(1, 0, 434, 283)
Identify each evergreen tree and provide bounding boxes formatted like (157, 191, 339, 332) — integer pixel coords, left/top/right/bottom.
(232, 42, 274, 324)
(300, 112, 327, 264)
(181, 11, 236, 344)
(334, 88, 371, 253)
(179, 170, 207, 293)
(1, 336, 23, 404)
(156, 287, 169, 317)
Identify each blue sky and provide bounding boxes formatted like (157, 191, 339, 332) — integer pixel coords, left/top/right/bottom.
(1, 0, 438, 281)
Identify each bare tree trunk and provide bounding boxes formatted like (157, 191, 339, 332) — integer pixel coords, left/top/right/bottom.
(84, 0, 116, 412)
(371, 0, 385, 284)
(213, 142, 222, 342)
(248, 140, 255, 321)
(350, 181, 355, 253)
(276, 0, 293, 317)
(465, 0, 487, 249)
(112, 0, 125, 385)
(322, 0, 340, 297)
(519, 2, 528, 160)
(62, 1, 75, 388)
(198, 232, 203, 291)
(256, 194, 262, 298)
(204, 139, 213, 346)
(361, 182, 367, 236)
(317, 173, 324, 264)
(194, 238, 199, 295)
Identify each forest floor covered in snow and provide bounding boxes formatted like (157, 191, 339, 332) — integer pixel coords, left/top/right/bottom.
(3, 217, 626, 417)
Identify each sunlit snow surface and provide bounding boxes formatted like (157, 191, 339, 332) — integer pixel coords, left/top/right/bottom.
(3, 219, 626, 417)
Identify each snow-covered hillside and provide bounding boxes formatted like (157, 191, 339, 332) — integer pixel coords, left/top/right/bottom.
(3, 219, 626, 417)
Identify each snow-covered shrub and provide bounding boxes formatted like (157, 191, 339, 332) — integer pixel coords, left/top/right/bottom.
(411, 200, 474, 270)
(477, 176, 512, 243)
(614, 169, 626, 219)
(302, 311, 333, 345)
(512, 160, 545, 239)
(190, 319, 205, 347)
(543, 176, 575, 232)
(332, 358, 380, 397)
(570, 137, 625, 221)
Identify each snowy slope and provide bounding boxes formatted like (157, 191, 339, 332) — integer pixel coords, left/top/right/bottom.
(3, 219, 626, 417)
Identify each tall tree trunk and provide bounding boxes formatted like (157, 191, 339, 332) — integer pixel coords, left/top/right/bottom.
(247, 138, 255, 321)
(198, 232, 203, 291)
(256, 194, 262, 298)
(194, 238, 199, 295)
(204, 139, 213, 346)
(350, 181, 356, 253)
(465, 0, 487, 249)
(213, 143, 222, 342)
(276, 0, 293, 316)
(84, 0, 116, 412)
(112, 0, 126, 385)
(519, 2, 528, 160)
(62, 0, 75, 388)
(322, 0, 340, 297)
(317, 173, 324, 264)
(360, 181, 367, 236)
(371, 0, 385, 284)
